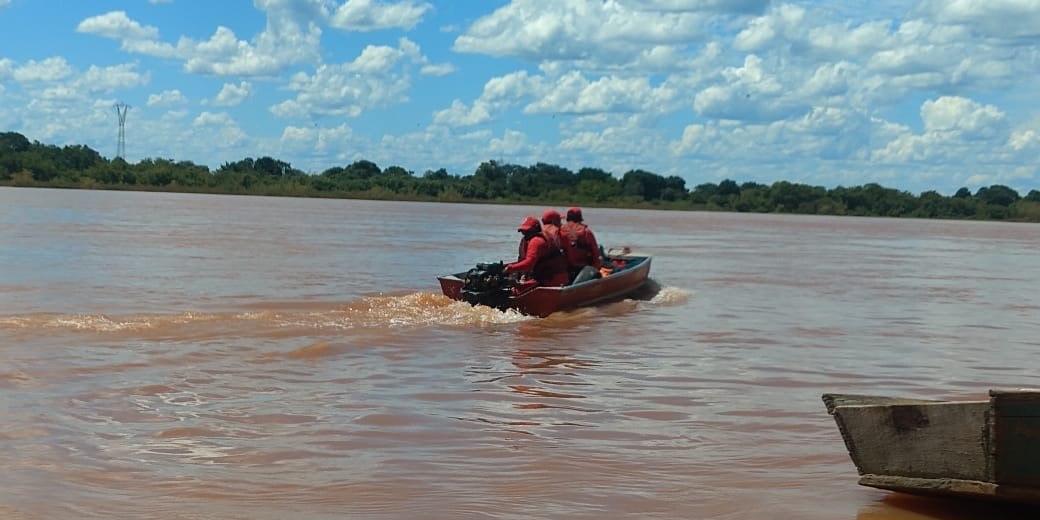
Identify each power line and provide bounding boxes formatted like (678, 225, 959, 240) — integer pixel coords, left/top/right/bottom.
(114, 102, 130, 160)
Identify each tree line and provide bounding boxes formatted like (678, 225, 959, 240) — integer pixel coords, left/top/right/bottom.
(2, 131, 1039, 221)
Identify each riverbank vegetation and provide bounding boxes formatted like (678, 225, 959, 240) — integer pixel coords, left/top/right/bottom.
(2, 131, 1038, 221)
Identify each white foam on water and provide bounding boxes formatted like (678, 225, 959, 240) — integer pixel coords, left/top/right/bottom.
(51, 314, 155, 332)
(648, 286, 692, 306)
(0, 292, 533, 337)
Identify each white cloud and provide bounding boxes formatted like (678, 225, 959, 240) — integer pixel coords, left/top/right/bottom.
(560, 114, 669, 158)
(162, 109, 189, 120)
(921, 96, 1006, 138)
(963, 167, 1037, 190)
(1009, 129, 1040, 152)
(39, 86, 80, 102)
(191, 111, 247, 146)
(6, 59, 147, 97)
(799, 61, 855, 98)
(672, 107, 901, 162)
(0, 58, 14, 80)
(213, 81, 251, 106)
(147, 89, 186, 107)
(693, 54, 810, 121)
(179, 22, 321, 76)
(77, 6, 322, 76)
(0, 0, 11, 8)
(270, 38, 424, 119)
(78, 63, 150, 92)
(525, 72, 676, 115)
(432, 70, 542, 127)
(734, 4, 805, 51)
(77, 10, 160, 41)
(873, 96, 1009, 163)
(454, 0, 714, 67)
(489, 129, 530, 155)
(433, 99, 492, 127)
(482, 70, 542, 104)
(919, 0, 1040, 39)
(330, 0, 431, 31)
(193, 111, 234, 127)
(434, 68, 681, 127)
(280, 123, 353, 154)
(13, 57, 74, 82)
(420, 62, 456, 76)
(149, 0, 173, 4)
(729, 3, 1024, 108)
(619, 0, 768, 12)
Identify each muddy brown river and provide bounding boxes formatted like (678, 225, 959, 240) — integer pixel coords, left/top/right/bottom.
(2, 187, 1038, 519)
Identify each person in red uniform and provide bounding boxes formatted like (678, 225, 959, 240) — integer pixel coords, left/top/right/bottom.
(541, 209, 563, 246)
(561, 207, 602, 283)
(504, 216, 570, 288)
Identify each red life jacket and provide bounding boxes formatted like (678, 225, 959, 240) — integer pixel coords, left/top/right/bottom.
(519, 227, 564, 260)
(517, 233, 569, 286)
(541, 224, 564, 254)
(561, 221, 593, 267)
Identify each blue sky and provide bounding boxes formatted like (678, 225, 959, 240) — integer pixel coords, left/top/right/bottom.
(1, 0, 1039, 193)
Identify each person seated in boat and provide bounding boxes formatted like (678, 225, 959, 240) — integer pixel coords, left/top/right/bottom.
(504, 216, 570, 288)
(541, 209, 563, 243)
(561, 207, 603, 284)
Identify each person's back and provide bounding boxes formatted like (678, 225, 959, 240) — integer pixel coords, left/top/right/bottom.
(505, 216, 570, 287)
(561, 207, 601, 281)
(536, 208, 569, 276)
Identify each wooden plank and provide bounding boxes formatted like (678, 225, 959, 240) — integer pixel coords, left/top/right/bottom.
(860, 474, 1040, 504)
(823, 394, 939, 415)
(860, 474, 997, 498)
(831, 401, 991, 481)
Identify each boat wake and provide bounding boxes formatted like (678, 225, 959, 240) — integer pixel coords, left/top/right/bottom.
(0, 282, 689, 340)
(627, 279, 692, 306)
(648, 286, 692, 305)
(0, 292, 530, 339)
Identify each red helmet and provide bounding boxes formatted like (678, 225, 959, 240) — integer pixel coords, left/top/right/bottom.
(517, 216, 541, 233)
(566, 207, 583, 222)
(541, 209, 561, 226)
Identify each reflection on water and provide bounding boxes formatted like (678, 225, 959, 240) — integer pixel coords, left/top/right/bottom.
(1, 188, 1039, 519)
(857, 495, 1037, 520)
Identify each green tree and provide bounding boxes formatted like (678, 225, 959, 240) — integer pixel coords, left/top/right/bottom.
(621, 169, 670, 200)
(975, 185, 1019, 206)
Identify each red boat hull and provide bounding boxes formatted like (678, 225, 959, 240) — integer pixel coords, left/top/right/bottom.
(438, 256, 652, 317)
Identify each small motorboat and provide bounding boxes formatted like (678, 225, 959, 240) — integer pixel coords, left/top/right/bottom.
(823, 389, 1040, 504)
(437, 249, 652, 317)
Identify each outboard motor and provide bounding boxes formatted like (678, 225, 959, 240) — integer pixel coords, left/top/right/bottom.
(461, 262, 513, 310)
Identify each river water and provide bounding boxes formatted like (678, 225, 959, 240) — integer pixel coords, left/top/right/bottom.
(1, 187, 1039, 519)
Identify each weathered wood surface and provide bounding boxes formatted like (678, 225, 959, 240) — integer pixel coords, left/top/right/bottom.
(860, 474, 997, 498)
(833, 401, 991, 481)
(822, 394, 939, 415)
(860, 475, 1040, 504)
(824, 389, 1040, 504)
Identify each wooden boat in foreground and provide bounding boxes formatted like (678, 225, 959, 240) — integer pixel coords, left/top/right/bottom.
(823, 389, 1040, 504)
(438, 252, 652, 317)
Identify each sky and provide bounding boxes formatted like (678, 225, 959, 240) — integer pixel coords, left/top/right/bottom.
(1, 0, 1039, 194)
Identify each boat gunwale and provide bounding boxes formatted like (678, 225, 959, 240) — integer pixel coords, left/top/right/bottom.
(521, 255, 652, 294)
(438, 256, 652, 292)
